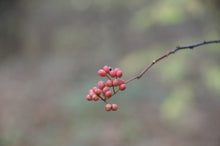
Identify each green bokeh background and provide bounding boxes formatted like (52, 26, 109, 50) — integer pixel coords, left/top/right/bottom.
(0, 0, 220, 145)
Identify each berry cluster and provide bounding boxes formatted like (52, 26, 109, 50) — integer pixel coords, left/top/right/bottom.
(86, 65, 127, 111)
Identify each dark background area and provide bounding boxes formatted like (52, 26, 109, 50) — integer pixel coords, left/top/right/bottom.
(0, 0, 220, 146)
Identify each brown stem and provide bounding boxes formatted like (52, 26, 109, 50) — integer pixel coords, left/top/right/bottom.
(125, 39, 220, 84)
(98, 95, 108, 104)
(112, 86, 116, 93)
(106, 74, 112, 80)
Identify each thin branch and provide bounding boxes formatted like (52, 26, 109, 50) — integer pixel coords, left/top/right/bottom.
(174, 40, 220, 52)
(98, 95, 108, 104)
(125, 39, 220, 84)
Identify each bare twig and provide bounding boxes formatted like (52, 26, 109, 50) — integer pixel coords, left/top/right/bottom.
(125, 39, 220, 84)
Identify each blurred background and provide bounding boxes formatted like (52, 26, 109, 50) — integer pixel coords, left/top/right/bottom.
(0, 0, 220, 146)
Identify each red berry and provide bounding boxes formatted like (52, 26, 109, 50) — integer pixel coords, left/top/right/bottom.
(111, 104, 118, 111)
(116, 70, 123, 78)
(86, 94, 92, 101)
(89, 89, 95, 97)
(97, 69, 107, 77)
(119, 84, 126, 91)
(118, 79, 125, 85)
(98, 81, 105, 89)
(93, 87, 98, 93)
(103, 65, 110, 73)
(89, 89, 93, 94)
(102, 87, 110, 93)
(109, 70, 116, 77)
(105, 90, 112, 98)
(114, 68, 120, 73)
(113, 79, 119, 86)
(105, 104, 112, 111)
(106, 80, 113, 87)
(95, 88, 102, 95)
(92, 94, 99, 101)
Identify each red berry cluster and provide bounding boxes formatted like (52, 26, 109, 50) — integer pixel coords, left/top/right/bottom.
(86, 65, 127, 111)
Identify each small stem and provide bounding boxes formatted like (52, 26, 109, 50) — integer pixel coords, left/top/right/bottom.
(125, 76, 136, 84)
(114, 88, 120, 95)
(111, 88, 120, 98)
(98, 95, 108, 104)
(106, 74, 112, 80)
(112, 86, 116, 93)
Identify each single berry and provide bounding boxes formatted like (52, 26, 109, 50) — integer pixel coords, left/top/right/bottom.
(118, 79, 125, 85)
(86, 94, 92, 101)
(105, 104, 112, 111)
(114, 68, 120, 73)
(98, 81, 105, 89)
(106, 80, 113, 87)
(119, 84, 126, 91)
(113, 79, 119, 86)
(109, 70, 116, 78)
(92, 94, 99, 101)
(111, 104, 118, 111)
(92, 87, 98, 93)
(89, 89, 93, 94)
(89, 89, 95, 97)
(105, 90, 112, 98)
(97, 69, 107, 77)
(109, 66, 112, 71)
(102, 87, 110, 93)
(95, 88, 102, 95)
(116, 70, 123, 78)
(103, 65, 110, 73)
